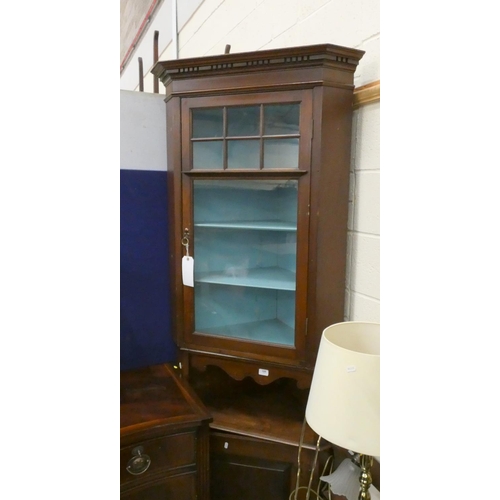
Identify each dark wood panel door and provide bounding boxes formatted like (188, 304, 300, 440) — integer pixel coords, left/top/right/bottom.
(211, 454, 290, 500)
(178, 90, 313, 369)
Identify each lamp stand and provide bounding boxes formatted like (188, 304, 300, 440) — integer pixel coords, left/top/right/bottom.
(358, 454, 374, 500)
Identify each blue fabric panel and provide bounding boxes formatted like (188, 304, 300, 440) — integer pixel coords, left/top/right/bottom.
(120, 169, 176, 370)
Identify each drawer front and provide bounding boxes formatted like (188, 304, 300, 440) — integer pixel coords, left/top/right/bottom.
(211, 432, 298, 463)
(121, 432, 196, 486)
(121, 472, 197, 500)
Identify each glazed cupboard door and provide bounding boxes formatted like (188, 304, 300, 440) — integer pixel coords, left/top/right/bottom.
(179, 90, 313, 365)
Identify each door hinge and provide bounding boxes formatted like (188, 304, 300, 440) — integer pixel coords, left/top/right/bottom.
(305, 318, 308, 336)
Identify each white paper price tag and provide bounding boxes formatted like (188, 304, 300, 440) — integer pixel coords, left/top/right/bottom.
(182, 256, 194, 287)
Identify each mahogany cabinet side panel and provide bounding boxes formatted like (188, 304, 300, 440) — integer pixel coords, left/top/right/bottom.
(306, 85, 354, 366)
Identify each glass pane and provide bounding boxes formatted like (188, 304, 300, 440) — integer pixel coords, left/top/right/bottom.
(264, 104, 300, 135)
(192, 108, 223, 138)
(227, 106, 260, 136)
(193, 179, 298, 346)
(193, 141, 223, 169)
(263, 138, 299, 169)
(227, 140, 260, 169)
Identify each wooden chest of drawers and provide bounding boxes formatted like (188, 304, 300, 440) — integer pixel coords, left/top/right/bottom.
(120, 364, 212, 499)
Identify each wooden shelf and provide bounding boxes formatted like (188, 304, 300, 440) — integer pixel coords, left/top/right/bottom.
(188, 365, 324, 450)
(195, 221, 297, 231)
(196, 267, 296, 290)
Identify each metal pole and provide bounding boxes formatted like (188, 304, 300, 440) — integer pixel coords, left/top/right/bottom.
(172, 0, 178, 59)
(153, 30, 159, 93)
(138, 57, 144, 91)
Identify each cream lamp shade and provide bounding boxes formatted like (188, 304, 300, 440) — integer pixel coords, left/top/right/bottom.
(305, 321, 380, 457)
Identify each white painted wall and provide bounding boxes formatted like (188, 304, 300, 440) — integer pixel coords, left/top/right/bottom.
(346, 102, 380, 322)
(120, 0, 380, 322)
(120, 90, 167, 171)
(121, 0, 379, 91)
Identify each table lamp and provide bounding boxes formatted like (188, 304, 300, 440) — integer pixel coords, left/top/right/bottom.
(305, 321, 380, 500)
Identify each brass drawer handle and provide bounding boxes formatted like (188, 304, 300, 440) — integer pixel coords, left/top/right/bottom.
(126, 446, 151, 475)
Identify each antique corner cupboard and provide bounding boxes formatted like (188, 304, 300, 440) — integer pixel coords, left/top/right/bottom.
(152, 44, 364, 499)
(153, 44, 364, 388)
